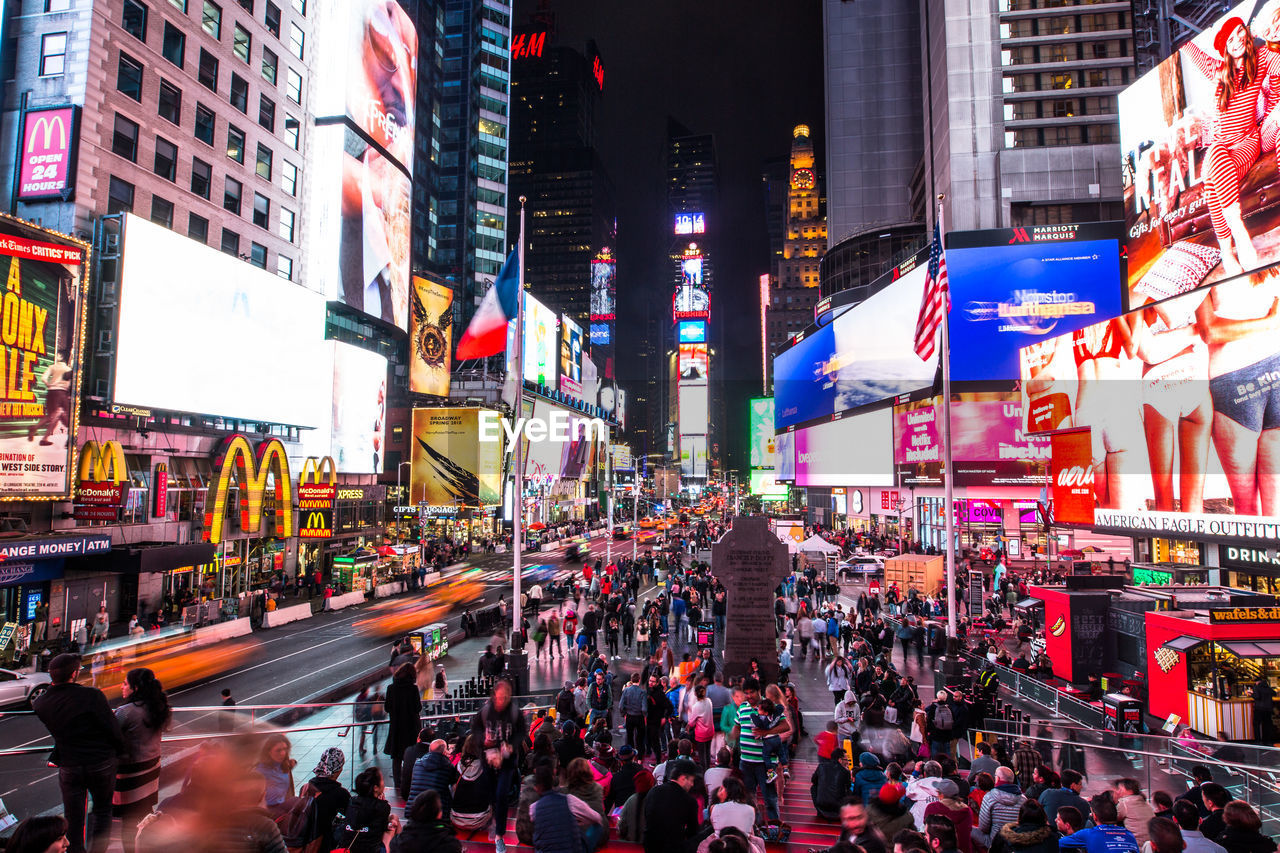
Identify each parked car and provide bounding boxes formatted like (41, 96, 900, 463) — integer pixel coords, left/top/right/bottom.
(839, 555, 885, 577)
(0, 668, 51, 708)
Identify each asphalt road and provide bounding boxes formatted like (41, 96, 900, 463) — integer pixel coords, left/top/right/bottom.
(0, 531, 629, 825)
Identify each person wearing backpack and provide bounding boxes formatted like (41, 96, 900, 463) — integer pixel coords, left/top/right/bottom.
(335, 767, 399, 853)
(926, 690, 958, 758)
(285, 747, 350, 853)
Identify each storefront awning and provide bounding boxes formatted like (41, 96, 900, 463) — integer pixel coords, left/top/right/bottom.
(1160, 635, 1205, 652)
(1220, 641, 1280, 658)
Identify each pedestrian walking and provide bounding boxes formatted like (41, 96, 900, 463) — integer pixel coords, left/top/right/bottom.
(470, 680, 526, 853)
(384, 663, 423, 791)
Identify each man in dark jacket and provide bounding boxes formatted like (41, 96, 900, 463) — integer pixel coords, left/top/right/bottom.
(398, 727, 434, 802)
(587, 669, 611, 726)
(642, 759, 700, 853)
(1198, 783, 1229, 841)
(393, 790, 460, 853)
(406, 740, 458, 819)
(471, 679, 527, 847)
(32, 653, 124, 853)
(609, 745, 645, 810)
(645, 674, 672, 762)
(811, 752, 854, 819)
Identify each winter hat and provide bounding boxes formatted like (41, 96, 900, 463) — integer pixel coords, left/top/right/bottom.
(1215, 16, 1247, 56)
(859, 751, 880, 768)
(562, 720, 578, 737)
(935, 779, 960, 798)
(312, 747, 345, 777)
(879, 782, 907, 805)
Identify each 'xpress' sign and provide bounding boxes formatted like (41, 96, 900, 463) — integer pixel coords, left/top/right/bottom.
(0, 534, 110, 560)
(18, 107, 77, 200)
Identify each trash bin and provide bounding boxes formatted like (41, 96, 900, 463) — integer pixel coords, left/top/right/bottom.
(1101, 692, 1144, 750)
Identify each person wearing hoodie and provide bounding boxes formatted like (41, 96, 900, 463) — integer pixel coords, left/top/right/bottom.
(1216, 801, 1278, 853)
(923, 779, 973, 853)
(405, 740, 457, 819)
(811, 751, 854, 819)
(391, 790, 460, 853)
(990, 799, 1057, 853)
(868, 782, 915, 839)
(835, 690, 862, 744)
(853, 752, 889, 805)
(906, 761, 947, 830)
(972, 767, 1026, 849)
(1115, 779, 1157, 847)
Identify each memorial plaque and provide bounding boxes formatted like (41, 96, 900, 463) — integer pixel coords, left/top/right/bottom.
(713, 516, 790, 684)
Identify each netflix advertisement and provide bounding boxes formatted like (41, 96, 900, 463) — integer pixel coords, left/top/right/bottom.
(1051, 429, 1096, 526)
(894, 392, 1050, 488)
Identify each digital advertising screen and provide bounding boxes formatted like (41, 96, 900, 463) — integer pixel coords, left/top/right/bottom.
(1121, 1, 1280, 307)
(775, 430, 795, 482)
(681, 255, 703, 288)
(409, 276, 453, 397)
(750, 468, 788, 498)
(677, 320, 707, 344)
(678, 343, 709, 384)
(774, 260, 936, 430)
(748, 397, 775, 469)
(590, 255, 616, 321)
(893, 392, 1050, 488)
(675, 212, 706, 235)
(793, 407, 894, 488)
(589, 322, 611, 346)
(945, 224, 1125, 381)
(680, 435, 708, 478)
(114, 214, 328, 427)
(673, 284, 710, 320)
(0, 215, 88, 499)
(678, 385, 709, 435)
(410, 407, 502, 506)
(18, 106, 78, 201)
(559, 315, 583, 390)
(1019, 270, 1280, 535)
(523, 295, 558, 386)
(331, 341, 386, 474)
(612, 444, 634, 471)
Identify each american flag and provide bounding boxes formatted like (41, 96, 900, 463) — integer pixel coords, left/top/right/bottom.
(913, 220, 950, 361)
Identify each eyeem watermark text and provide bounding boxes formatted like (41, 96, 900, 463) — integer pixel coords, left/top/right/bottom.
(478, 410, 607, 453)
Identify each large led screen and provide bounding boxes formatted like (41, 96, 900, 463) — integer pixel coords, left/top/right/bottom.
(750, 469, 788, 498)
(894, 392, 1050, 488)
(678, 343, 708, 383)
(409, 407, 502, 506)
(523, 295, 558, 386)
(774, 262, 936, 430)
(749, 397, 776, 469)
(678, 385, 709, 435)
(519, 399, 601, 483)
(409, 276, 453, 397)
(678, 320, 707, 344)
(560, 315, 583, 396)
(775, 430, 795, 482)
(0, 215, 88, 498)
(331, 342, 386, 474)
(115, 215, 328, 426)
(946, 225, 1124, 381)
(680, 435, 708, 478)
(1121, 2, 1280, 306)
(590, 256, 615, 321)
(1019, 270, 1280, 532)
(793, 408, 894, 488)
(673, 285, 710, 320)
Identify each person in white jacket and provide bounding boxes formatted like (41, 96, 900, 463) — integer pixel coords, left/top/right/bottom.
(906, 760, 946, 828)
(825, 656, 853, 705)
(834, 689, 861, 744)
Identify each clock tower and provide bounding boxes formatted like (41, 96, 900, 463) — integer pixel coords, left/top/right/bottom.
(767, 125, 827, 386)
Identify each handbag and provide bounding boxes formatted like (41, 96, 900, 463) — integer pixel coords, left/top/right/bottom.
(451, 807, 493, 832)
(885, 705, 899, 725)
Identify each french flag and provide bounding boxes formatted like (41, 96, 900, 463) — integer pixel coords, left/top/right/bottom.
(456, 249, 520, 360)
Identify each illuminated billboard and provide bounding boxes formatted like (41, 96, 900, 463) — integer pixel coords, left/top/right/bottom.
(331, 342, 386, 474)
(114, 215, 328, 426)
(775, 430, 795, 482)
(18, 106, 78, 200)
(894, 392, 1050, 488)
(675, 212, 706, 235)
(794, 408, 893, 488)
(678, 343, 708, 383)
(945, 224, 1124, 381)
(1020, 269, 1280, 532)
(677, 320, 707, 343)
(589, 253, 616, 321)
(409, 276, 453, 397)
(680, 435, 708, 478)
(1121, 2, 1280, 306)
(681, 255, 703, 288)
(409, 407, 503, 506)
(678, 385, 709, 435)
(559, 315, 583, 396)
(523, 295, 558, 386)
(750, 469, 788, 498)
(774, 256, 936, 430)
(0, 215, 89, 499)
(673, 285, 710, 321)
(589, 322, 611, 346)
(749, 397, 775, 469)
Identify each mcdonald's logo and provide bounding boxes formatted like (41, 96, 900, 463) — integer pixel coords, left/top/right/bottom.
(78, 440, 126, 484)
(298, 456, 337, 508)
(202, 434, 294, 544)
(300, 456, 337, 486)
(27, 114, 67, 153)
(298, 508, 333, 539)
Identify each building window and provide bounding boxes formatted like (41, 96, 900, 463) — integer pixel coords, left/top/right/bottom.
(278, 206, 294, 242)
(194, 103, 216, 144)
(108, 177, 135, 214)
(117, 52, 144, 99)
(45, 0, 71, 9)
(202, 1, 221, 38)
(255, 143, 272, 179)
(220, 228, 239, 256)
(229, 72, 248, 112)
(288, 21, 303, 59)
(190, 157, 211, 198)
(169, 0, 187, 11)
(223, 175, 241, 213)
(198, 48, 218, 90)
(249, 241, 267, 268)
(39, 32, 68, 77)
(226, 124, 245, 162)
(188, 212, 208, 243)
(257, 95, 275, 130)
(112, 114, 140, 161)
(158, 80, 182, 123)
(264, 1, 280, 36)
(122, 0, 148, 41)
(290, 0, 304, 13)
(281, 160, 297, 195)
(285, 68, 302, 104)
(276, 254, 293, 280)
(236, 0, 253, 11)
(162, 21, 185, 66)
(154, 136, 178, 181)
(150, 195, 174, 228)
(233, 24, 250, 62)
(261, 47, 277, 84)
(284, 116, 299, 150)
(252, 192, 269, 228)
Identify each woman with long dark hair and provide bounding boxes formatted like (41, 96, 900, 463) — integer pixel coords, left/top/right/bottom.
(114, 668, 170, 853)
(253, 733, 297, 816)
(6, 815, 70, 853)
(383, 663, 423, 791)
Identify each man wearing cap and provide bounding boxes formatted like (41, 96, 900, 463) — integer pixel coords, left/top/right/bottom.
(924, 778, 973, 853)
(609, 745, 644, 810)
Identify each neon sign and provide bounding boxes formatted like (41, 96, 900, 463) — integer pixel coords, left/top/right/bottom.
(675, 213, 705, 235)
(511, 30, 547, 60)
(592, 55, 604, 90)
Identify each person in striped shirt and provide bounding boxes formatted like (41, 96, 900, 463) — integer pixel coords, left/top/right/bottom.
(732, 677, 790, 824)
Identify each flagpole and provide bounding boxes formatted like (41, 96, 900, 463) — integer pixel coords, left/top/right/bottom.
(939, 197, 958, 642)
(512, 197, 526, 647)
(605, 426, 613, 568)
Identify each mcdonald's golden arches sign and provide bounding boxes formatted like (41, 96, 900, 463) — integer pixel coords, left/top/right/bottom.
(202, 434, 293, 544)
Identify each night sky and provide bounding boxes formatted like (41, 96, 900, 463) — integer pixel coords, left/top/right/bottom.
(512, 0, 825, 473)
